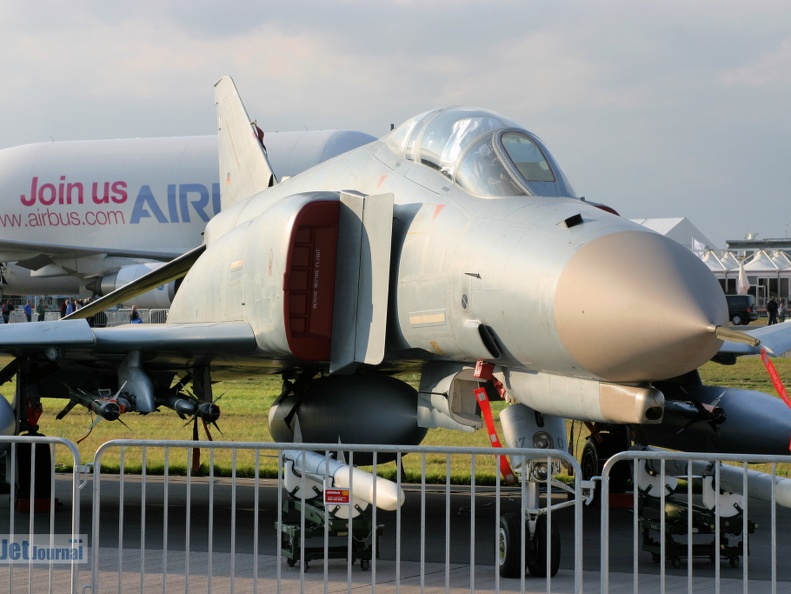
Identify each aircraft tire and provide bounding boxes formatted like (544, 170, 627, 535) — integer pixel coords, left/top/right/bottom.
(526, 514, 560, 578)
(14, 439, 52, 506)
(498, 511, 524, 578)
(581, 432, 631, 504)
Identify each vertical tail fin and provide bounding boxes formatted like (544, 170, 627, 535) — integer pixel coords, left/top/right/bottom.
(214, 76, 277, 210)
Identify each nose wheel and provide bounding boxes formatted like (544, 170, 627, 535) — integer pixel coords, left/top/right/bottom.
(498, 512, 560, 578)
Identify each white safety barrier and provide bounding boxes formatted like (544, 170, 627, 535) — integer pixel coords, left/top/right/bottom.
(25, 308, 166, 325)
(600, 449, 791, 593)
(89, 440, 583, 593)
(7, 311, 27, 324)
(103, 308, 168, 326)
(41, 311, 107, 324)
(3, 435, 791, 592)
(0, 435, 86, 593)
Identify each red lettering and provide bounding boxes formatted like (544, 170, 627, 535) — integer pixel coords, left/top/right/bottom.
(20, 177, 37, 206)
(66, 181, 84, 205)
(20, 176, 127, 207)
(39, 182, 57, 205)
(46, 209, 63, 226)
(92, 181, 110, 204)
(111, 181, 128, 203)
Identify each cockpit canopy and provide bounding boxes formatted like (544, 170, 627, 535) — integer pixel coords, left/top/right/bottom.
(385, 106, 576, 198)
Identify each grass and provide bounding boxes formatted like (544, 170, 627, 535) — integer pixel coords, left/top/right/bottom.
(4, 356, 791, 482)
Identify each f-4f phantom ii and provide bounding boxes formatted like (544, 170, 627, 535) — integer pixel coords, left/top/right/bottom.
(0, 129, 374, 304)
(2, 76, 791, 577)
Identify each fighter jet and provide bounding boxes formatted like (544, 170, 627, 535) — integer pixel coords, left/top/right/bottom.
(1, 76, 791, 577)
(0, 129, 374, 303)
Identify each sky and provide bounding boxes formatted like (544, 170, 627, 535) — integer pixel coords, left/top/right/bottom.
(1, 0, 789, 249)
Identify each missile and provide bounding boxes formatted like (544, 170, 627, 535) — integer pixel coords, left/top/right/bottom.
(641, 455, 791, 509)
(195, 402, 221, 424)
(56, 387, 129, 422)
(157, 393, 221, 423)
(282, 449, 404, 511)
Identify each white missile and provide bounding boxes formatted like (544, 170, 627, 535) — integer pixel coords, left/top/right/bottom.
(282, 449, 405, 511)
(642, 456, 791, 509)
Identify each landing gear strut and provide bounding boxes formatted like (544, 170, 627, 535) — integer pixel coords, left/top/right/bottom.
(496, 402, 566, 578)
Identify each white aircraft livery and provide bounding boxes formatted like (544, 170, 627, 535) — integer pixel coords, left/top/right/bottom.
(0, 130, 375, 302)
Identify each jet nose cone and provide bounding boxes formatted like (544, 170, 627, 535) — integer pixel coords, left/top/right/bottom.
(554, 231, 727, 382)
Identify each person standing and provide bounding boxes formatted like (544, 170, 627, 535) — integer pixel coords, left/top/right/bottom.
(2, 301, 13, 324)
(767, 297, 779, 325)
(23, 299, 32, 322)
(36, 298, 46, 321)
(779, 300, 787, 324)
(130, 305, 143, 324)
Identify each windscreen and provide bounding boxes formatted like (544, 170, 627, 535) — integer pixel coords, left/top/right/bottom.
(385, 106, 574, 198)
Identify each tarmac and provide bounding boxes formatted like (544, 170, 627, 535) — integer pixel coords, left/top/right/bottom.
(1, 548, 780, 593)
(2, 471, 788, 592)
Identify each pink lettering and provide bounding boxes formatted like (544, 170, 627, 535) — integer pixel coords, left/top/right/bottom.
(92, 181, 111, 204)
(66, 181, 84, 205)
(20, 176, 128, 207)
(111, 181, 128, 203)
(39, 182, 57, 205)
(20, 177, 38, 206)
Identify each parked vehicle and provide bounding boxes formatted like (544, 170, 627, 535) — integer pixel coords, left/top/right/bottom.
(725, 294, 759, 325)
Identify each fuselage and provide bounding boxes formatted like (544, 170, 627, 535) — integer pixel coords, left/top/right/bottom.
(0, 136, 217, 261)
(171, 107, 728, 401)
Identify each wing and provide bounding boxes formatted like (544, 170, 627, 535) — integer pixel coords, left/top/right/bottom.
(0, 237, 182, 269)
(0, 319, 257, 365)
(64, 244, 206, 321)
(0, 318, 263, 432)
(718, 323, 791, 358)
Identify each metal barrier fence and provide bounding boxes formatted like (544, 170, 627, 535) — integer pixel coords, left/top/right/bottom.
(0, 435, 86, 593)
(89, 440, 583, 593)
(3, 435, 791, 592)
(10, 309, 168, 325)
(101, 308, 169, 326)
(600, 449, 791, 593)
(8, 311, 27, 324)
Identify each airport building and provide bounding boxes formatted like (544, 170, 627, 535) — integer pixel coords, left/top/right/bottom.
(636, 217, 791, 314)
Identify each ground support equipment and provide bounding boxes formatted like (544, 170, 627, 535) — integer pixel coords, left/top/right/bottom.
(277, 496, 383, 570)
(638, 488, 755, 568)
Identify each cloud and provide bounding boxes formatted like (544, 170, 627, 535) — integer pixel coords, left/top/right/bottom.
(1, 1, 791, 246)
(720, 39, 791, 89)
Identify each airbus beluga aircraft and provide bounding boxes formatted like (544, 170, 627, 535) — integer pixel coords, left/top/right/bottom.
(2, 76, 791, 577)
(0, 129, 374, 304)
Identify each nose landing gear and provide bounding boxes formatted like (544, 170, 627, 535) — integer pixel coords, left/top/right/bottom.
(498, 511, 560, 578)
